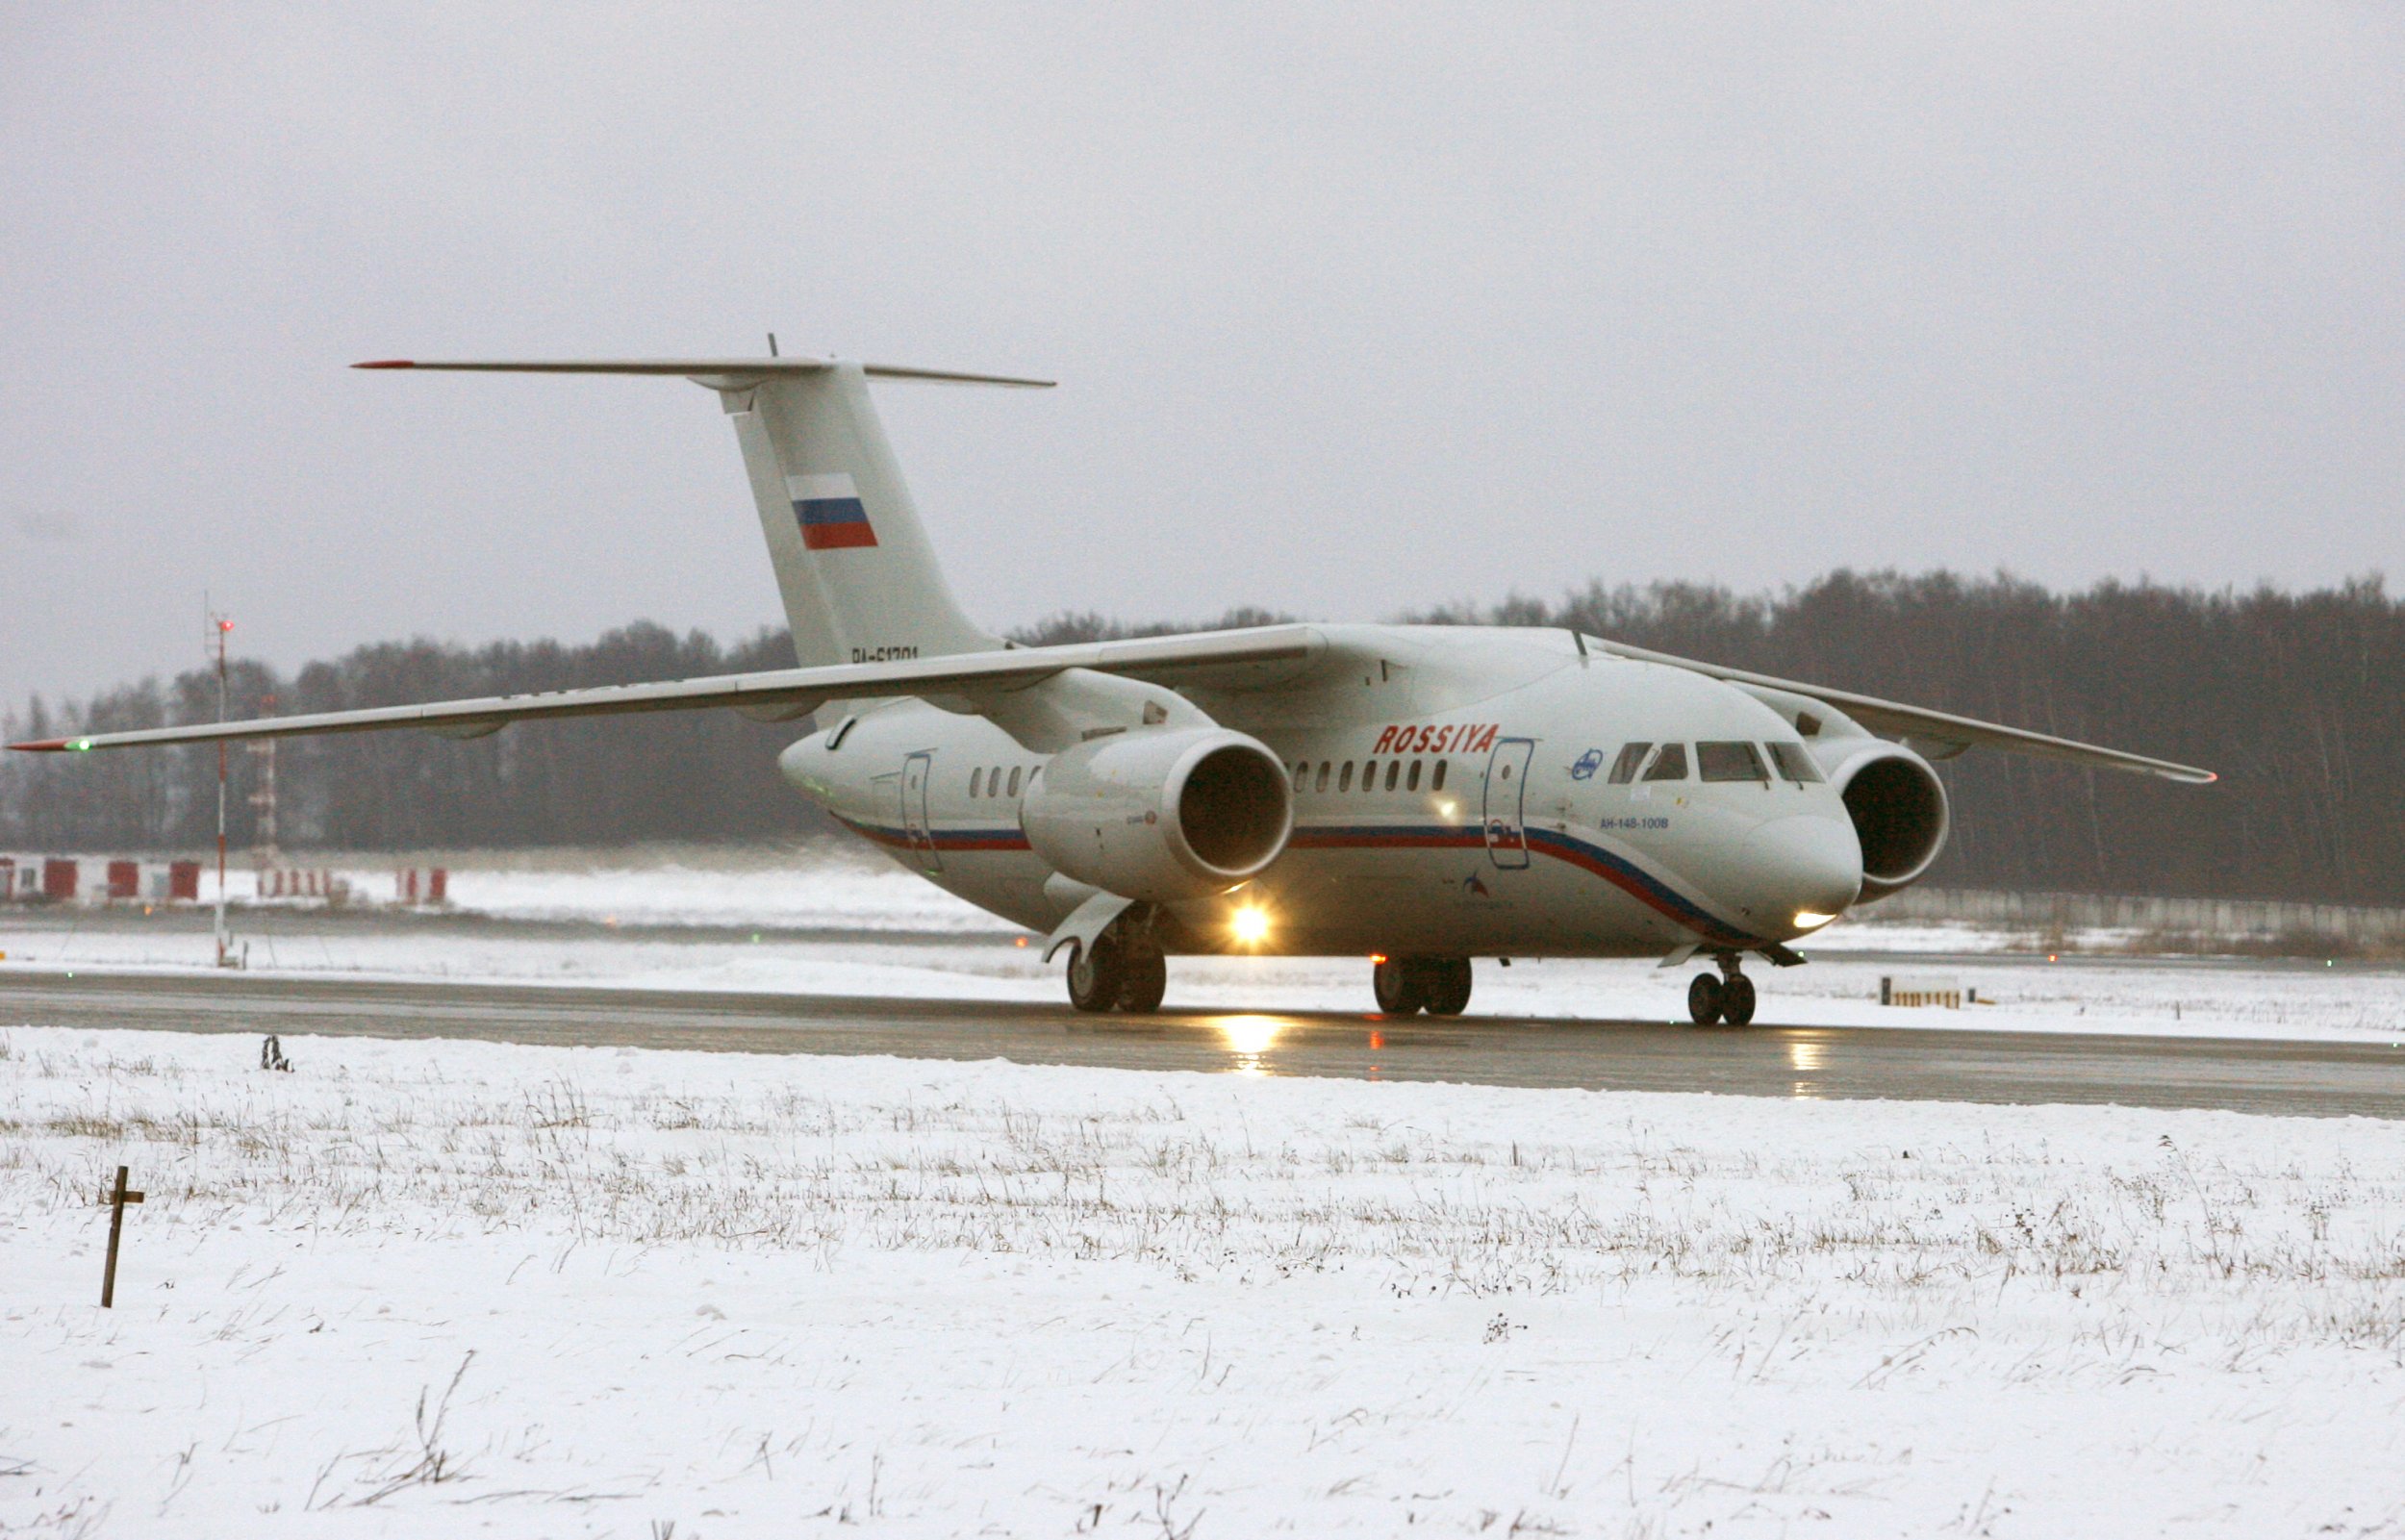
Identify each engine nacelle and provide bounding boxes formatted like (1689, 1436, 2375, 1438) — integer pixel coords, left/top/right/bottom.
(1814, 741, 1950, 900)
(1023, 727, 1295, 902)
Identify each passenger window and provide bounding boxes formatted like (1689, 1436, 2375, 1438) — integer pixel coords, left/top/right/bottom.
(1315, 762, 1330, 793)
(1007, 767, 1024, 796)
(1431, 760, 1448, 792)
(1697, 741, 1770, 783)
(1406, 760, 1421, 792)
(1293, 761, 1307, 792)
(1362, 759, 1377, 792)
(1385, 761, 1400, 792)
(969, 768, 983, 798)
(1642, 744, 1688, 781)
(1608, 743, 1652, 785)
(1766, 742, 1824, 784)
(1338, 762, 1354, 793)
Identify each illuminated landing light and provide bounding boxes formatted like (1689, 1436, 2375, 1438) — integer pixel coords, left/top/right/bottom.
(1231, 904, 1272, 947)
(1792, 910, 1837, 930)
(1436, 799, 1459, 820)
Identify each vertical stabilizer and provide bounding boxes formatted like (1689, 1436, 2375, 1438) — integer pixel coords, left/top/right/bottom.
(719, 365, 1000, 666)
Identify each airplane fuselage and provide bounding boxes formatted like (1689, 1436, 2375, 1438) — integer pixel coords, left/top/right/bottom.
(780, 625, 1866, 959)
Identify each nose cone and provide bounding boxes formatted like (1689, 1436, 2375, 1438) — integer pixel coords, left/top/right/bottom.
(1739, 814, 1863, 935)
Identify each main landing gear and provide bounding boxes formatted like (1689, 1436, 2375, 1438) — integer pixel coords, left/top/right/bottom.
(1065, 925, 1168, 1014)
(1686, 953, 1757, 1026)
(1373, 956, 1473, 1017)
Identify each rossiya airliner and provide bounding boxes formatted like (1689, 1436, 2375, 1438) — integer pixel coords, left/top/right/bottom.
(12, 355, 2215, 1023)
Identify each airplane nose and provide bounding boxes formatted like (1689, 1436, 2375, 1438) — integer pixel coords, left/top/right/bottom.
(1740, 814, 1863, 930)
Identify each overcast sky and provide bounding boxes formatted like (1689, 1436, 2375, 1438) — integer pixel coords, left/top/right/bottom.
(5, 4, 2401, 714)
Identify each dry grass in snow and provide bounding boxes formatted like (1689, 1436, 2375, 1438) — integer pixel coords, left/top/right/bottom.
(4, 1026, 2405, 1536)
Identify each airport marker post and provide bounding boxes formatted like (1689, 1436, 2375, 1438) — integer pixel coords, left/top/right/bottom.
(98, 1165, 143, 1308)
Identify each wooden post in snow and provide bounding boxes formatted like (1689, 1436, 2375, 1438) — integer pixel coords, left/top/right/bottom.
(98, 1165, 144, 1308)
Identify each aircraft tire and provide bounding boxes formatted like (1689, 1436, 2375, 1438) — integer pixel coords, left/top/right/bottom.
(1116, 949, 1167, 1013)
(1422, 958, 1474, 1017)
(1067, 934, 1127, 1013)
(1373, 957, 1426, 1015)
(1720, 974, 1757, 1026)
(1686, 972, 1724, 1025)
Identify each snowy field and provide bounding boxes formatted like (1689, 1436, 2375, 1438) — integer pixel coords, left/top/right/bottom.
(8, 1026, 2405, 1537)
(7, 846, 2402, 1044)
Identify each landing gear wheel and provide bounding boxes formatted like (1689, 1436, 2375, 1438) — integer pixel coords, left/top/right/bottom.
(1687, 972, 1725, 1026)
(1067, 933, 1127, 1013)
(1373, 956, 1427, 1016)
(1720, 973, 1757, 1026)
(1422, 957, 1474, 1017)
(1116, 949, 1167, 1013)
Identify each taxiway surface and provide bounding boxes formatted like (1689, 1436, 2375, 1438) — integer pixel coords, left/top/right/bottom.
(6, 968, 2402, 1118)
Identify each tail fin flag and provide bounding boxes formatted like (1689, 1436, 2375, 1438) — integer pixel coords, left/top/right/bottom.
(357, 354, 1049, 669)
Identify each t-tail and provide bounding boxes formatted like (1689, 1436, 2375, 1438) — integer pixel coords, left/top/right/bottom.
(353, 354, 1051, 666)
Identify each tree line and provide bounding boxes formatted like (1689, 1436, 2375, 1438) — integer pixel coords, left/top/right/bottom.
(4, 571, 2398, 902)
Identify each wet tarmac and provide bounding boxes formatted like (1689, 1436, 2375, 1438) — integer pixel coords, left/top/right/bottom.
(7, 968, 2403, 1118)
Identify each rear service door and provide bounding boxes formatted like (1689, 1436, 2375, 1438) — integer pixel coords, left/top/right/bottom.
(1483, 737, 1535, 869)
(899, 751, 942, 872)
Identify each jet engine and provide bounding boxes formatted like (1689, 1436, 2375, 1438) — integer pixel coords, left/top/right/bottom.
(1815, 741, 1950, 900)
(1022, 727, 1295, 902)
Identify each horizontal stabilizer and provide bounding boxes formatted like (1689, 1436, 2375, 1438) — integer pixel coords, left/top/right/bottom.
(353, 358, 1054, 388)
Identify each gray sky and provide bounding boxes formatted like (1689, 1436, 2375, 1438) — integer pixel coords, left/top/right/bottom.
(5, 4, 2401, 716)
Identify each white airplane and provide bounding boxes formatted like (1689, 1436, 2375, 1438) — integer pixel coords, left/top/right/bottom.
(13, 355, 2214, 1022)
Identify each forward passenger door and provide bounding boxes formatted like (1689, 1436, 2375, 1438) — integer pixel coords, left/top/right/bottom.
(1483, 737, 1535, 869)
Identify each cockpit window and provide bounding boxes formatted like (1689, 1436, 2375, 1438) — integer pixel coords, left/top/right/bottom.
(1608, 743, 1651, 785)
(1640, 744, 1688, 781)
(1697, 741, 1770, 783)
(1766, 742, 1824, 783)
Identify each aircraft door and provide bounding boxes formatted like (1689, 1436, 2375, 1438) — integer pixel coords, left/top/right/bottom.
(899, 751, 942, 872)
(1483, 737, 1535, 869)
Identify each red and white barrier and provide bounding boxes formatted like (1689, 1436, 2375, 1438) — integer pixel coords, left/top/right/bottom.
(258, 868, 350, 903)
(395, 868, 450, 905)
(3, 856, 203, 904)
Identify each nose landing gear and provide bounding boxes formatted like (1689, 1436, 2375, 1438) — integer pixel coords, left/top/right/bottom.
(1686, 953, 1757, 1026)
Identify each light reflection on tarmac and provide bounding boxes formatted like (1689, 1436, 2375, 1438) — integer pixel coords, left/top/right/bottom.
(4, 969, 2404, 1119)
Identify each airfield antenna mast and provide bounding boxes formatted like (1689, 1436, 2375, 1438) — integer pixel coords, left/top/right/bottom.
(208, 603, 236, 969)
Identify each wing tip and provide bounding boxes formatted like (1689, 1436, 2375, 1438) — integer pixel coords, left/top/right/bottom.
(8, 738, 71, 752)
(351, 359, 417, 369)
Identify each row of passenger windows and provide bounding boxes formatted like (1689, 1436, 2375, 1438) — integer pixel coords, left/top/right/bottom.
(968, 765, 1034, 798)
(1292, 757, 1451, 795)
(1608, 741, 1824, 785)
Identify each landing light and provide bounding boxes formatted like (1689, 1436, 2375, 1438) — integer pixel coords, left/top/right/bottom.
(1231, 904, 1272, 947)
(1793, 910, 1837, 930)
(1437, 799, 1459, 820)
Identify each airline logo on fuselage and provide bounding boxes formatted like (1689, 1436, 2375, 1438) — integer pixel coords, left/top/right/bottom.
(789, 472, 878, 551)
(1373, 722, 1502, 755)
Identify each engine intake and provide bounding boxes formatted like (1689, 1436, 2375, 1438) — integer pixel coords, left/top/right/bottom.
(1820, 743, 1950, 900)
(1023, 728, 1294, 902)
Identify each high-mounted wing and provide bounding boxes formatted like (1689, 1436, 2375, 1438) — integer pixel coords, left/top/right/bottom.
(1586, 636, 2215, 784)
(10, 627, 1324, 753)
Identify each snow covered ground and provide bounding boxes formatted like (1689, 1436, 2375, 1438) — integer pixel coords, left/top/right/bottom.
(7, 844, 2401, 1044)
(6, 1027, 2404, 1536)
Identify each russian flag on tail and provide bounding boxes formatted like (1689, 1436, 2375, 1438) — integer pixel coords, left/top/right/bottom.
(789, 472, 877, 550)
